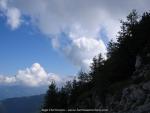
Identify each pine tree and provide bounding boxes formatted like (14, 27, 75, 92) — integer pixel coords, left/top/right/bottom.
(42, 81, 58, 111)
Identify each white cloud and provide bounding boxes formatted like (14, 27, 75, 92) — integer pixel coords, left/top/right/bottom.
(51, 38, 60, 49)
(0, 0, 7, 9)
(0, 75, 16, 84)
(0, 0, 150, 69)
(62, 37, 107, 70)
(0, 63, 63, 87)
(6, 7, 21, 29)
(0, 0, 21, 29)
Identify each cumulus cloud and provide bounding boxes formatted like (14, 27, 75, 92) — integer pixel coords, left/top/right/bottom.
(0, 75, 16, 84)
(62, 37, 107, 70)
(0, 0, 150, 69)
(0, 63, 63, 87)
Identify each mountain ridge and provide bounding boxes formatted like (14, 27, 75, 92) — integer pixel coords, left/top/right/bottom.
(0, 94, 45, 113)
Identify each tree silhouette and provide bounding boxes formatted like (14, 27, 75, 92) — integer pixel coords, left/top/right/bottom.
(42, 81, 58, 112)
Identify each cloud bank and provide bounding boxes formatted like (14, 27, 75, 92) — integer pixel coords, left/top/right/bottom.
(0, 0, 150, 69)
(0, 63, 64, 87)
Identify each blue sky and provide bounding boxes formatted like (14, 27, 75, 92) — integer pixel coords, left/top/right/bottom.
(0, 16, 78, 76)
(0, 0, 150, 87)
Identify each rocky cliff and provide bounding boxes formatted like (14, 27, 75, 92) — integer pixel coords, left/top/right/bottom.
(106, 64, 150, 113)
(75, 64, 150, 113)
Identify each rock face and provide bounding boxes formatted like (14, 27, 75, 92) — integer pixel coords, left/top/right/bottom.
(135, 55, 142, 69)
(73, 64, 150, 113)
(107, 83, 150, 113)
(78, 64, 150, 113)
(106, 64, 150, 113)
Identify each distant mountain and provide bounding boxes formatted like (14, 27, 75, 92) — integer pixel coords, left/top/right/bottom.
(0, 85, 48, 100)
(0, 94, 45, 113)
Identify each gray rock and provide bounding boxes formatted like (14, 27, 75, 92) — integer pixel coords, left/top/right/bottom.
(96, 64, 150, 113)
(135, 103, 150, 113)
(143, 81, 150, 90)
(135, 55, 142, 69)
(147, 53, 150, 57)
(130, 88, 145, 101)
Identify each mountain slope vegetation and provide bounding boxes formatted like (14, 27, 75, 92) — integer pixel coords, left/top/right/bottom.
(0, 94, 44, 113)
(41, 10, 150, 113)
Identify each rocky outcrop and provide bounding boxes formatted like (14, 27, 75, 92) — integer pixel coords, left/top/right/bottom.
(72, 64, 150, 113)
(106, 64, 150, 113)
(107, 82, 150, 113)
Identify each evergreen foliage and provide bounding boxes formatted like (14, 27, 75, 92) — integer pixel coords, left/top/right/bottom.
(41, 10, 150, 112)
(42, 81, 58, 109)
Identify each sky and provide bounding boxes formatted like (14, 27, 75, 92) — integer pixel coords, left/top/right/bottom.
(0, 0, 150, 87)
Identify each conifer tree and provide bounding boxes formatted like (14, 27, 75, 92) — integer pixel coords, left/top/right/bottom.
(42, 81, 58, 112)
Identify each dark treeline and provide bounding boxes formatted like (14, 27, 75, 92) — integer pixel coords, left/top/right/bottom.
(41, 10, 150, 112)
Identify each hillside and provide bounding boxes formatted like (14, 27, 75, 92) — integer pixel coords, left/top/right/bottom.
(72, 64, 150, 113)
(106, 64, 150, 112)
(0, 85, 47, 100)
(41, 11, 150, 113)
(0, 94, 45, 113)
